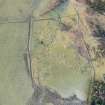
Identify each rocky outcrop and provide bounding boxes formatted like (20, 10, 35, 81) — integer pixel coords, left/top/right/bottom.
(27, 85, 87, 105)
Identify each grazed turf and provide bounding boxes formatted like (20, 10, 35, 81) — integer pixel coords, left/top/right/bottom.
(0, 23, 33, 105)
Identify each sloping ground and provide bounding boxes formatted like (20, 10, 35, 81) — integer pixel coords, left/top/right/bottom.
(31, 18, 92, 101)
(30, 0, 95, 103)
(31, 0, 105, 103)
(83, 1, 105, 81)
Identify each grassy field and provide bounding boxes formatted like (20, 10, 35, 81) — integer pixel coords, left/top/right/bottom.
(0, 23, 33, 105)
(31, 19, 92, 100)
(0, 0, 32, 17)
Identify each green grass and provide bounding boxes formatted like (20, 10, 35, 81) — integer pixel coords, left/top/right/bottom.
(0, 23, 33, 105)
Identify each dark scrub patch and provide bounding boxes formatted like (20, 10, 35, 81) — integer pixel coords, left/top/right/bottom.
(91, 80, 105, 105)
(88, 0, 105, 15)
